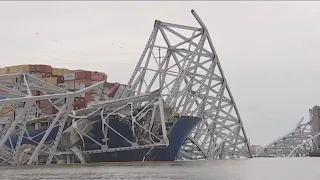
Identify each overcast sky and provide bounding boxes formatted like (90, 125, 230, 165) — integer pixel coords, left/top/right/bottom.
(0, 1, 320, 145)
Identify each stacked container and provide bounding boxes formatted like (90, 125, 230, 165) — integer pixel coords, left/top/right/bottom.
(0, 64, 114, 111)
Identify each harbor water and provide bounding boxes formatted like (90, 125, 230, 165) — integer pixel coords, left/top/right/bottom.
(1, 157, 319, 180)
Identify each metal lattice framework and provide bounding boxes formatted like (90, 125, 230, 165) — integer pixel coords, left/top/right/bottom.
(0, 73, 104, 165)
(118, 10, 252, 159)
(0, 10, 254, 165)
(0, 73, 171, 165)
(256, 116, 320, 157)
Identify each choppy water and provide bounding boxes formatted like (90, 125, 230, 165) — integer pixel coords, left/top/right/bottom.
(1, 157, 319, 180)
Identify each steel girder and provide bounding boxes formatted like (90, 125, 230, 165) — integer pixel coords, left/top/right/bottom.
(117, 10, 253, 160)
(0, 73, 170, 165)
(0, 73, 105, 165)
(256, 116, 320, 157)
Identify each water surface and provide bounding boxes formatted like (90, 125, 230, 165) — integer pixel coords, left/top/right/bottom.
(1, 157, 319, 180)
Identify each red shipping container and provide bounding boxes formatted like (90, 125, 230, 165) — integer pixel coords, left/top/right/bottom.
(32, 90, 41, 96)
(73, 70, 92, 80)
(42, 72, 52, 78)
(84, 93, 91, 102)
(30, 65, 36, 72)
(105, 82, 120, 97)
(52, 108, 59, 114)
(35, 65, 51, 73)
(86, 71, 92, 80)
(35, 65, 41, 72)
(75, 71, 86, 80)
(41, 107, 53, 115)
(91, 72, 107, 81)
(38, 100, 51, 109)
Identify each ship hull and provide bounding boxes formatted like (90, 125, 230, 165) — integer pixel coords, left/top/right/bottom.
(86, 116, 199, 162)
(6, 116, 200, 162)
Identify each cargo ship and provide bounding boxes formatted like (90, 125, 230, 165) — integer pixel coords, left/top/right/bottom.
(0, 64, 200, 163)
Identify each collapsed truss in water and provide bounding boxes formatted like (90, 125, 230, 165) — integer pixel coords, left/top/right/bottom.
(256, 108, 320, 157)
(118, 10, 252, 159)
(0, 9, 253, 165)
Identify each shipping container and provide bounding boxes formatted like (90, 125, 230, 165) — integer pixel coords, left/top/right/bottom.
(62, 69, 72, 74)
(91, 72, 107, 81)
(75, 79, 91, 87)
(35, 65, 52, 73)
(74, 82, 80, 90)
(52, 68, 64, 76)
(0, 68, 8, 74)
(40, 107, 53, 115)
(65, 80, 75, 90)
(30, 65, 37, 72)
(42, 77, 58, 85)
(7, 66, 20, 73)
(64, 73, 76, 81)
(52, 68, 72, 76)
(52, 108, 59, 114)
(42, 72, 52, 78)
(18, 65, 30, 72)
(38, 100, 52, 109)
(56, 76, 64, 83)
(73, 101, 86, 107)
(32, 90, 41, 96)
(79, 83, 86, 90)
(0, 108, 12, 115)
(57, 83, 67, 89)
(74, 70, 92, 80)
(84, 93, 92, 102)
(106, 82, 120, 98)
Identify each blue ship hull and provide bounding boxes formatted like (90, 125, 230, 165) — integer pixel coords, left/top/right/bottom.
(6, 116, 200, 162)
(86, 116, 199, 162)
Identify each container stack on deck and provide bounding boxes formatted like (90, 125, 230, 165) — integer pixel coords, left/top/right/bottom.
(0, 64, 122, 113)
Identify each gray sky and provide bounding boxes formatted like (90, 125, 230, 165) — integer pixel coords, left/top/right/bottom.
(0, 1, 320, 145)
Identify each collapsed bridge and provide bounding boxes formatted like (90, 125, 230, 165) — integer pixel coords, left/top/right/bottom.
(0, 9, 252, 166)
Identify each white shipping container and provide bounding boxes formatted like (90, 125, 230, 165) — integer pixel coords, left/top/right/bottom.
(74, 82, 80, 90)
(91, 88, 103, 95)
(79, 83, 86, 90)
(57, 83, 67, 89)
(90, 94, 98, 101)
(64, 73, 75, 81)
(68, 82, 75, 90)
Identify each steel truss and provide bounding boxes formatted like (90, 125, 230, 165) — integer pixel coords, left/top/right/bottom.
(256, 116, 320, 157)
(0, 10, 253, 165)
(117, 10, 252, 159)
(0, 73, 170, 165)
